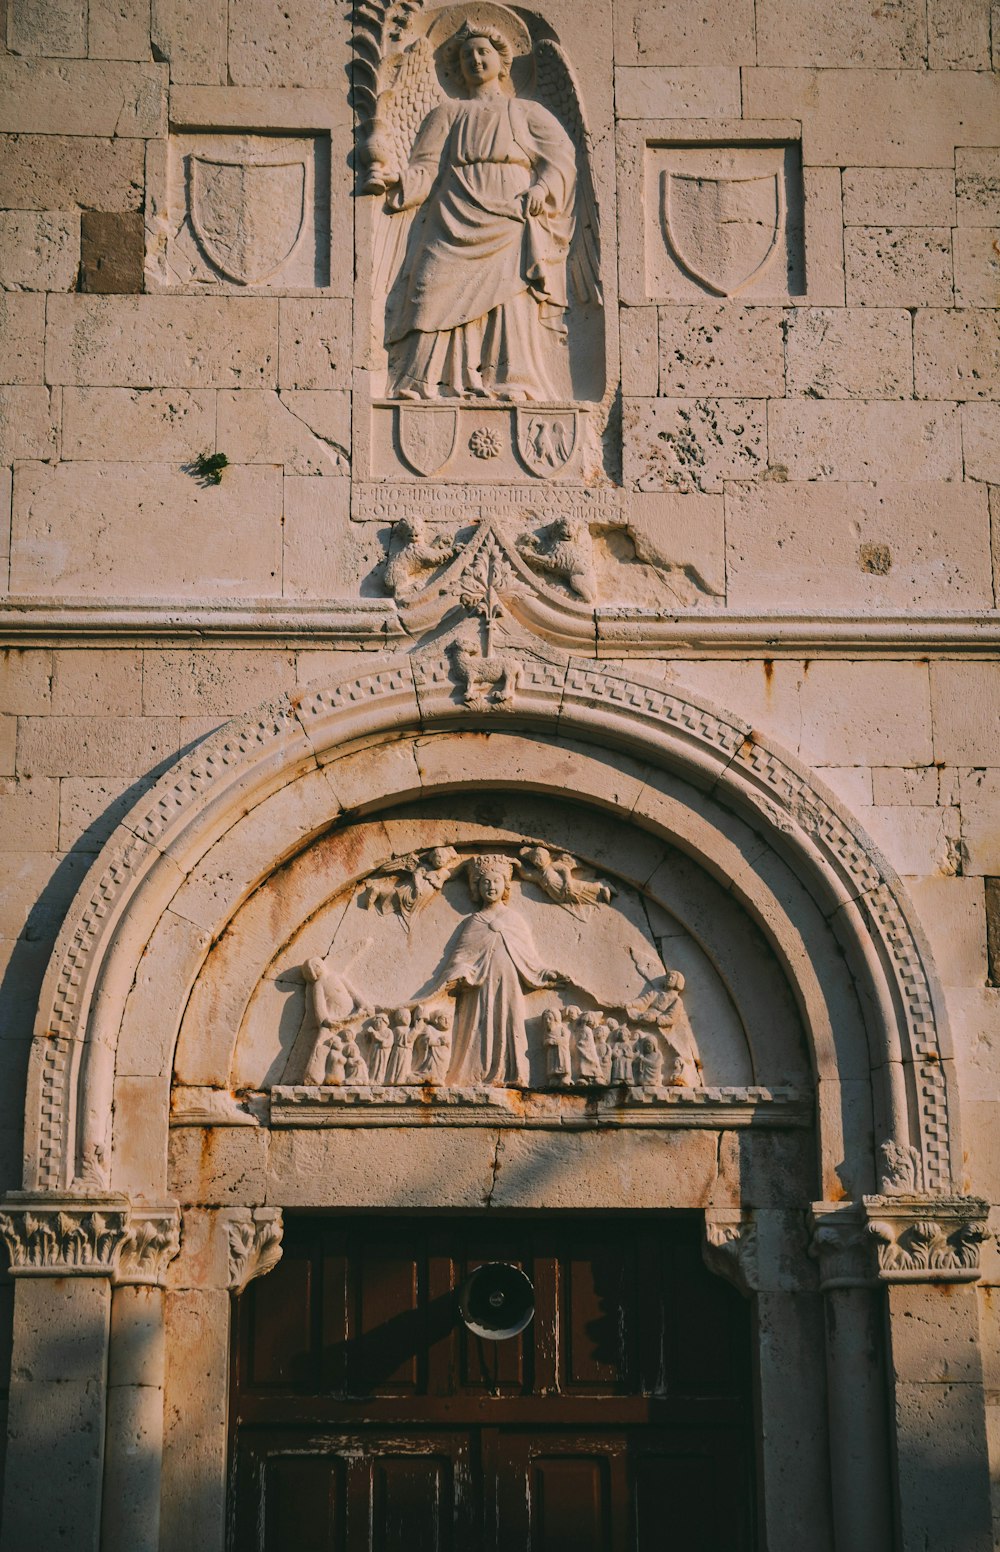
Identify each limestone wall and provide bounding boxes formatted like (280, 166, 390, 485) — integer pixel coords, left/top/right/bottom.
(0, 0, 998, 1543)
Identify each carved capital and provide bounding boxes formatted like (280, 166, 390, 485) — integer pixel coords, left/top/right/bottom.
(862, 1194, 992, 1284)
(227, 1209, 284, 1293)
(116, 1206, 182, 1287)
(702, 1209, 758, 1296)
(0, 1194, 130, 1277)
(0, 1195, 182, 1284)
(809, 1203, 874, 1290)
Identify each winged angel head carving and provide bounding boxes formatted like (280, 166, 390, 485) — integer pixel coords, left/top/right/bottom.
(361, 3, 601, 404)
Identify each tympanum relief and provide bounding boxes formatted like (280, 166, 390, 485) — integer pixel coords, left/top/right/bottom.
(357, 2, 606, 484)
(283, 845, 704, 1107)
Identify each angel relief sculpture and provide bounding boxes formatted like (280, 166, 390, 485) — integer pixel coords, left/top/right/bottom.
(364, 8, 601, 404)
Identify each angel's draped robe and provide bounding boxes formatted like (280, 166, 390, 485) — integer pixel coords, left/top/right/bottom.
(385, 95, 577, 401)
(438, 902, 551, 1086)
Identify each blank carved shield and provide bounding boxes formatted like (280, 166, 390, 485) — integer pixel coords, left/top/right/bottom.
(661, 170, 785, 297)
(188, 155, 307, 286)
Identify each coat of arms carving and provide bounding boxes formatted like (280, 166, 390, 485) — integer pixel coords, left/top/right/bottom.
(661, 169, 785, 298)
(188, 154, 308, 286)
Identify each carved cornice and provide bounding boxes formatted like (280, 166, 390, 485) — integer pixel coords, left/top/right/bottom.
(862, 1195, 992, 1284)
(0, 1196, 180, 1284)
(227, 1210, 284, 1294)
(702, 1210, 758, 1296)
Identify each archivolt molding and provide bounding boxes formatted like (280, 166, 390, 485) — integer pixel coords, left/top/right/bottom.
(25, 649, 955, 1196)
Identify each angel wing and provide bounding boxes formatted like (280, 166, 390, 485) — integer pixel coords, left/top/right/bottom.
(369, 36, 441, 308)
(533, 39, 603, 308)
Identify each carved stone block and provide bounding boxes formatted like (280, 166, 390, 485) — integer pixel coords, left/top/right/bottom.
(155, 131, 331, 292)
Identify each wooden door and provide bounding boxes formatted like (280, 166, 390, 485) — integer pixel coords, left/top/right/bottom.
(229, 1215, 755, 1551)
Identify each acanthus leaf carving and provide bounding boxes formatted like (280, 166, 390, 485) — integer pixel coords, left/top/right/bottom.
(878, 1138, 924, 1195)
(0, 1196, 179, 1283)
(862, 1195, 991, 1283)
(808, 1203, 873, 1289)
(702, 1210, 758, 1296)
(227, 1209, 284, 1294)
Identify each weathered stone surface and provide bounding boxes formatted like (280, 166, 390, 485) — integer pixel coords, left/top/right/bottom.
(658, 306, 785, 397)
(160, 1290, 228, 1552)
(140, 650, 297, 716)
(614, 66, 740, 119)
(0, 385, 58, 461)
(930, 663, 1000, 765)
(756, 0, 925, 66)
(0, 211, 79, 292)
(613, 0, 756, 65)
(623, 397, 766, 492)
(953, 228, 1000, 308)
(88, 0, 152, 60)
(915, 310, 1000, 400)
(0, 294, 44, 384)
(986, 880, 1000, 988)
(150, 0, 227, 85)
(228, 0, 347, 88)
(79, 210, 144, 294)
(842, 167, 957, 227)
(51, 649, 144, 716)
(0, 59, 166, 137)
(956, 148, 1000, 225)
(784, 308, 912, 398)
(61, 387, 215, 462)
(45, 296, 278, 388)
(797, 662, 933, 766)
(283, 478, 385, 598)
(928, 0, 992, 67)
(742, 68, 1000, 167)
(6, 0, 86, 56)
(726, 481, 992, 610)
(277, 299, 352, 390)
(10, 462, 283, 597)
(845, 225, 954, 306)
(216, 390, 350, 476)
(767, 401, 960, 482)
(0, 133, 145, 210)
(964, 404, 1000, 482)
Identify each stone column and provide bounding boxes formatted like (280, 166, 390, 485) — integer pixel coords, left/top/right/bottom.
(100, 1208, 181, 1552)
(809, 1203, 893, 1552)
(704, 1208, 833, 1552)
(160, 1208, 283, 1552)
(0, 1195, 131, 1552)
(863, 1190, 994, 1552)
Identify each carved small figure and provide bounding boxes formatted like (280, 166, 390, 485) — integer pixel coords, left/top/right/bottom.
(541, 1007, 573, 1087)
(575, 1010, 604, 1085)
(879, 1139, 924, 1195)
(361, 846, 461, 921)
(365, 1012, 395, 1085)
(518, 844, 613, 908)
(609, 1023, 637, 1086)
(447, 637, 523, 712)
(594, 1017, 613, 1083)
(323, 1036, 347, 1087)
(303, 954, 368, 1029)
(416, 1007, 453, 1083)
(626, 970, 685, 1028)
(383, 515, 457, 598)
(385, 1008, 417, 1085)
(342, 1034, 370, 1085)
(664, 1029, 699, 1088)
(637, 1032, 664, 1089)
(516, 517, 597, 602)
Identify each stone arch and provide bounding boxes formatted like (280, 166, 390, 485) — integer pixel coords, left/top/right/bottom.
(24, 651, 957, 1199)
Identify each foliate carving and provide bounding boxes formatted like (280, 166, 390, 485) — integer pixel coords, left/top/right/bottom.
(0, 1196, 178, 1283)
(878, 1138, 924, 1195)
(862, 1196, 992, 1284)
(297, 846, 696, 1098)
(469, 426, 503, 459)
(702, 1211, 758, 1296)
(809, 1204, 872, 1290)
(116, 1207, 182, 1286)
(227, 1210, 284, 1294)
(367, 6, 601, 404)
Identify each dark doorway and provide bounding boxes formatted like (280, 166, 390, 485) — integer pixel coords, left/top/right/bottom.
(229, 1214, 756, 1550)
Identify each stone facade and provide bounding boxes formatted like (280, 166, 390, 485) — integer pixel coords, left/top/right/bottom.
(0, 1, 998, 1548)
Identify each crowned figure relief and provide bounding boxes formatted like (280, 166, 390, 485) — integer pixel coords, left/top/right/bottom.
(365, 6, 600, 404)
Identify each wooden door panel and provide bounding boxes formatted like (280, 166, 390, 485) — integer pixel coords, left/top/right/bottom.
(496, 1432, 628, 1552)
